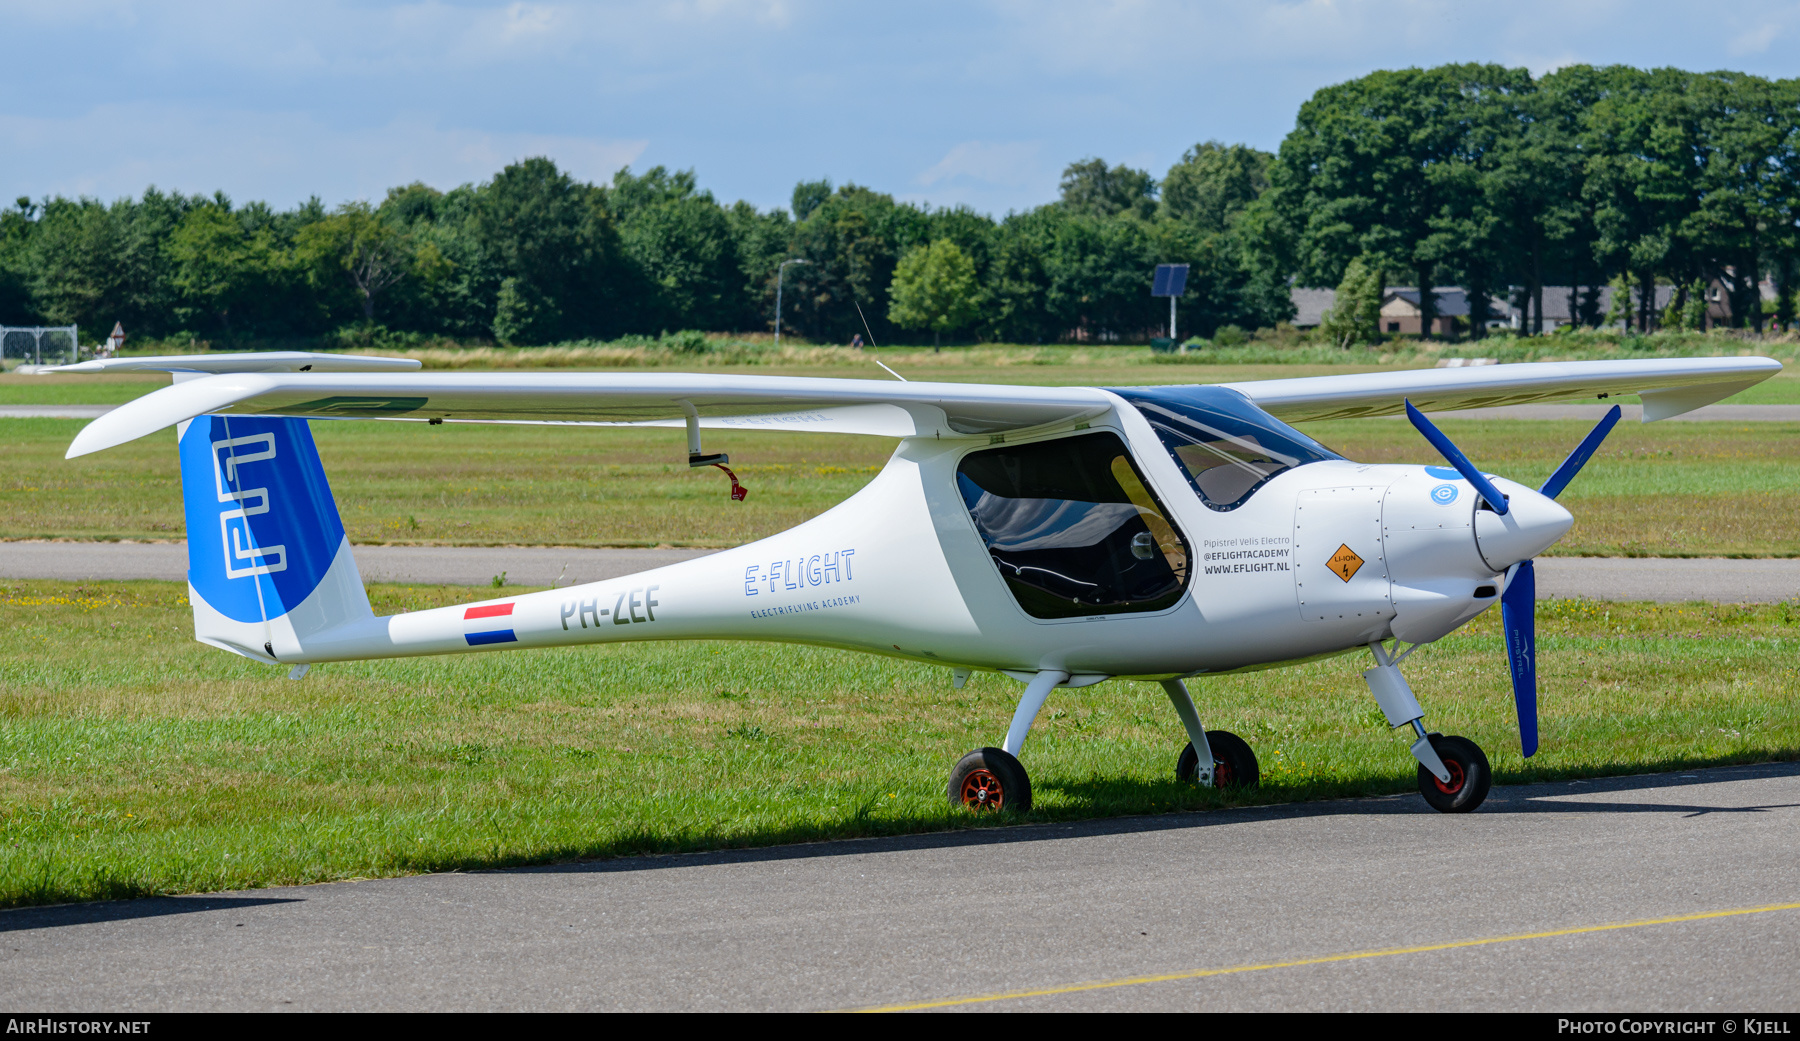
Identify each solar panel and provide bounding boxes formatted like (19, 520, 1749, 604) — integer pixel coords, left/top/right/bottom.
(1152, 264, 1189, 297)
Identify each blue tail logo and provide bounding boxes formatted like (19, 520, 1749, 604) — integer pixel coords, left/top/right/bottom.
(181, 415, 347, 624)
(211, 431, 287, 578)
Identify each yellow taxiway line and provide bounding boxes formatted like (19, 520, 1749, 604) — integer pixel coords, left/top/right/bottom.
(847, 900, 1800, 1012)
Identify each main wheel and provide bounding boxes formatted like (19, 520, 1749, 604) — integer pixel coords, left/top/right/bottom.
(1176, 730, 1260, 789)
(948, 747, 1031, 813)
(1416, 733, 1491, 813)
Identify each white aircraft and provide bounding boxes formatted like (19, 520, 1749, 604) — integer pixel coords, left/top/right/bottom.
(56, 350, 1781, 813)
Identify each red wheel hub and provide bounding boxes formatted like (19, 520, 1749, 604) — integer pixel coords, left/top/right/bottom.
(960, 768, 1005, 811)
(1213, 760, 1235, 788)
(1431, 757, 1466, 795)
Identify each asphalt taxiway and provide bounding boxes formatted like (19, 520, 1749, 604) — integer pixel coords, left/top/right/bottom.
(4, 762, 1795, 1011)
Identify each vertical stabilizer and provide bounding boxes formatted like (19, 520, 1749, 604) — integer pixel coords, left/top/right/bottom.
(179, 415, 373, 662)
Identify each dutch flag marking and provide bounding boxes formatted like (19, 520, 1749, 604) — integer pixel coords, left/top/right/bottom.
(464, 601, 517, 645)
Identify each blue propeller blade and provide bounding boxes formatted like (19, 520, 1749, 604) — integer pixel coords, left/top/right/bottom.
(1500, 559, 1539, 757)
(1538, 405, 1622, 500)
(1404, 400, 1508, 515)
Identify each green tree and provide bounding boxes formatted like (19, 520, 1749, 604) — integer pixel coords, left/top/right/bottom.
(472, 157, 624, 344)
(888, 239, 981, 347)
(982, 209, 1057, 343)
(492, 276, 546, 346)
(1040, 211, 1157, 338)
(723, 199, 792, 332)
(1685, 71, 1791, 331)
(613, 167, 747, 331)
(1318, 256, 1384, 348)
(1276, 66, 1519, 338)
(294, 201, 419, 325)
(1463, 67, 1575, 336)
(1604, 274, 1634, 329)
(1059, 159, 1157, 221)
(168, 198, 281, 341)
(1160, 142, 1271, 233)
(1572, 66, 1700, 331)
(791, 179, 832, 222)
(782, 184, 927, 343)
(29, 190, 185, 335)
(0, 197, 36, 322)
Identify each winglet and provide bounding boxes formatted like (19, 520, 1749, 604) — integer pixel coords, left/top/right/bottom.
(66, 375, 276, 458)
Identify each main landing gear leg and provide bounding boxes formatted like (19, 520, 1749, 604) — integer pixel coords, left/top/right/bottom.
(1161, 680, 1214, 786)
(1364, 642, 1492, 813)
(1163, 679, 1259, 789)
(947, 670, 1066, 815)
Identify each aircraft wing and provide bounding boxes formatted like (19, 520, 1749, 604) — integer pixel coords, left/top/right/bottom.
(62, 355, 1783, 459)
(1220, 356, 1781, 423)
(64, 371, 1113, 458)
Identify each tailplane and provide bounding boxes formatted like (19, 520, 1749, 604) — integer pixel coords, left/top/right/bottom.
(179, 414, 373, 662)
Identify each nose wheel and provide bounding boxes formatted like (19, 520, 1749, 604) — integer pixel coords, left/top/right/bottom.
(1177, 729, 1259, 789)
(948, 747, 1031, 813)
(1416, 733, 1491, 812)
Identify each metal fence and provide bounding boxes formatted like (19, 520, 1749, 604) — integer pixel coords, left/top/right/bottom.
(1, 325, 79, 366)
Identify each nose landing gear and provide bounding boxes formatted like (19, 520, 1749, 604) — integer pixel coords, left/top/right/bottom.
(1365, 642, 1493, 813)
(1415, 732, 1491, 812)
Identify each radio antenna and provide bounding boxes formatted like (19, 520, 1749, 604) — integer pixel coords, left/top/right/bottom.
(854, 299, 906, 381)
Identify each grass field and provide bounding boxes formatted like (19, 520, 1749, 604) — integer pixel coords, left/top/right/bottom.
(0, 578, 1793, 908)
(4, 411, 1797, 555)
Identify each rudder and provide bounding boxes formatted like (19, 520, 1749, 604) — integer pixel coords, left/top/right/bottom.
(179, 414, 372, 662)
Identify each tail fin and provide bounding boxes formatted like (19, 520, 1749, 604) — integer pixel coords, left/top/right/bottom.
(179, 414, 373, 662)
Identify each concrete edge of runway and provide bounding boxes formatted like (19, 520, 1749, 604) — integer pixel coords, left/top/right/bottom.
(4, 758, 1795, 932)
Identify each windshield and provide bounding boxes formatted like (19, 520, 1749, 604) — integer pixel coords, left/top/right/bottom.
(1109, 385, 1342, 512)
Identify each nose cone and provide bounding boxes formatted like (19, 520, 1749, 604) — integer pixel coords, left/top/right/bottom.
(1475, 478, 1574, 570)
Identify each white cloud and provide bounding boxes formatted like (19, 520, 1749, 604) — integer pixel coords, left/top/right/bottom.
(661, 0, 794, 25)
(1729, 21, 1782, 54)
(0, 104, 646, 206)
(917, 141, 1044, 188)
(498, 1, 559, 41)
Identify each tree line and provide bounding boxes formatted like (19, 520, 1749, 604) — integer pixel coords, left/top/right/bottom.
(2, 62, 1796, 348)
(0, 151, 1284, 347)
(1268, 63, 1800, 338)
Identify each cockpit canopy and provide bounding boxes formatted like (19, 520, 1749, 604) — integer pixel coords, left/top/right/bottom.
(1110, 385, 1343, 511)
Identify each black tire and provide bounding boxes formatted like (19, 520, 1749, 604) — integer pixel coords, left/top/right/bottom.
(948, 747, 1031, 814)
(1416, 733, 1491, 813)
(1176, 730, 1259, 789)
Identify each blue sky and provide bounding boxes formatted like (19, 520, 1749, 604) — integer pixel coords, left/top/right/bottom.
(4, 0, 1800, 217)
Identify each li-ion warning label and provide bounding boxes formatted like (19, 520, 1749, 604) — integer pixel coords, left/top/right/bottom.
(1327, 544, 1365, 582)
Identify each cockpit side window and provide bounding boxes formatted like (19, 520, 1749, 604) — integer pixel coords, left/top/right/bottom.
(957, 432, 1189, 619)
(1110, 385, 1343, 512)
